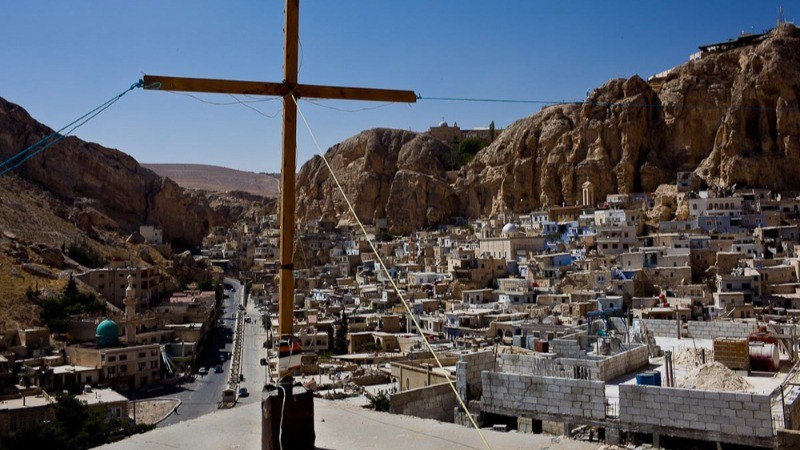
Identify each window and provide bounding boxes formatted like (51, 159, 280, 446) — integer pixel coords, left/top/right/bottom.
(120, 365, 127, 374)
(139, 352, 146, 358)
(108, 356, 116, 362)
(108, 366, 116, 375)
(119, 354, 127, 361)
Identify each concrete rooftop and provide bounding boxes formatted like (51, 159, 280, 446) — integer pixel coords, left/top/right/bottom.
(102, 398, 600, 450)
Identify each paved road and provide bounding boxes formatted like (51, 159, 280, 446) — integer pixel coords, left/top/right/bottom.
(156, 278, 244, 427)
(236, 293, 271, 405)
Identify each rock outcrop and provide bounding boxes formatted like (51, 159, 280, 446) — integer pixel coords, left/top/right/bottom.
(296, 129, 461, 234)
(0, 97, 237, 245)
(296, 24, 800, 229)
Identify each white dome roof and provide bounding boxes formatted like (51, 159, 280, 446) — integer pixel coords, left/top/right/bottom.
(438, 120, 448, 127)
(501, 223, 519, 234)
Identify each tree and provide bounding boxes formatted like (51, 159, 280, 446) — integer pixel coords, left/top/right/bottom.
(489, 120, 496, 141)
(333, 311, 349, 355)
(64, 275, 79, 303)
(40, 276, 104, 333)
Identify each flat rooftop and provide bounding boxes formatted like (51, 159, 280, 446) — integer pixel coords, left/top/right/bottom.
(101, 398, 598, 450)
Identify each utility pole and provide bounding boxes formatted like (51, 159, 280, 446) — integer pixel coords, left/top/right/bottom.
(141, 2, 415, 448)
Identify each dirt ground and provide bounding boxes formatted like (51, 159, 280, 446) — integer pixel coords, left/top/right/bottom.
(129, 399, 180, 425)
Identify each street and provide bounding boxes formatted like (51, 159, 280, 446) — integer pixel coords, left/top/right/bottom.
(236, 290, 271, 406)
(156, 277, 246, 427)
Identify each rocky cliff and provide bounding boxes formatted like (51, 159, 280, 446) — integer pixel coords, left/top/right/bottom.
(296, 129, 461, 233)
(0, 96, 239, 245)
(297, 24, 800, 231)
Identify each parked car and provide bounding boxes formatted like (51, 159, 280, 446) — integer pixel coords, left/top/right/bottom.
(198, 367, 208, 375)
(238, 387, 249, 397)
(215, 365, 224, 373)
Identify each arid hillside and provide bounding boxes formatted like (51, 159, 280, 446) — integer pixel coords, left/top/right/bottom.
(143, 163, 279, 198)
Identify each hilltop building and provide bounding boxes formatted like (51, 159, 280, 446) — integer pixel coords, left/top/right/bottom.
(427, 120, 502, 145)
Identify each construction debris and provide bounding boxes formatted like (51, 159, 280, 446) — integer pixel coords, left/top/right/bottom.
(678, 361, 752, 392)
(672, 347, 713, 368)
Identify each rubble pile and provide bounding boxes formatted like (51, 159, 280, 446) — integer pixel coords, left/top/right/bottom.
(672, 347, 713, 368)
(678, 361, 752, 392)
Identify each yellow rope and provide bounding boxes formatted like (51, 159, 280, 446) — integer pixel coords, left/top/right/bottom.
(292, 95, 493, 450)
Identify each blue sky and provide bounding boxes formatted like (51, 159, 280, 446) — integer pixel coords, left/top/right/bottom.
(0, 1, 789, 173)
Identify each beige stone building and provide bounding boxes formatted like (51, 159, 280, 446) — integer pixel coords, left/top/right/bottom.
(76, 265, 160, 309)
(427, 120, 502, 145)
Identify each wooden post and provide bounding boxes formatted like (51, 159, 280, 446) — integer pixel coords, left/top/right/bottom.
(278, 0, 299, 348)
(140, 0, 416, 382)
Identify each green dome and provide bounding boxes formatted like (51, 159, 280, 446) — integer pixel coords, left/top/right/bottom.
(96, 319, 119, 347)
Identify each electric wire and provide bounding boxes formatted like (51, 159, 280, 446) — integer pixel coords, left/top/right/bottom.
(291, 94, 493, 450)
(300, 99, 397, 113)
(166, 90, 281, 105)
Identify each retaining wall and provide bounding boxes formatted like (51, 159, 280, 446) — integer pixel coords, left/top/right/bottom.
(389, 382, 457, 423)
(481, 371, 606, 421)
(619, 384, 774, 438)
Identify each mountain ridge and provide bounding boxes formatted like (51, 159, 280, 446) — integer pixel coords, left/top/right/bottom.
(142, 163, 280, 198)
(296, 24, 800, 233)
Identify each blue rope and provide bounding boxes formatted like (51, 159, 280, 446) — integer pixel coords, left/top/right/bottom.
(0, 80, 146, 177)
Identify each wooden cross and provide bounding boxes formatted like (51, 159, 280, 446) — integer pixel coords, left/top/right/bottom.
(142, 0, 416, 377)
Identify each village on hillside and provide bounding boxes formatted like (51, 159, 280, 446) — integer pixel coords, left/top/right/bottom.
(4, 127, 800, 449)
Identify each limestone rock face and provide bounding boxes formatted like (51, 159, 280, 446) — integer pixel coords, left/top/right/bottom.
(296, 129, 459, 234)
(0, 96, 231, 245)
(296, 25, 800, 231)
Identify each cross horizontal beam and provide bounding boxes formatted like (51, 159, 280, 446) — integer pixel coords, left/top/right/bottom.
(142, 75, 417, 103)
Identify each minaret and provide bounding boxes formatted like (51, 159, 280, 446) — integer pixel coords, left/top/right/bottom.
(582, 178, 595, 207)
(124, 274, 137, 345)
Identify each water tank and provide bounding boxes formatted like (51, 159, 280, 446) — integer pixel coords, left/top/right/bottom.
(636, 371, 662, 386)
(749, 342, 779, 372)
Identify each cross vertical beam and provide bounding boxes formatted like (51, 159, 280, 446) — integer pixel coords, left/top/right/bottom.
(141, 0, 416, 383)
(278, 0, 299, 344)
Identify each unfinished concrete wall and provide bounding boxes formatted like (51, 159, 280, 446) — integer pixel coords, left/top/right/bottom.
(639, 319, 679, 337)
(619, 384, 774, 438)
(687, 321, 757, 340)
(597, 344, 649, 381)
(481, 371, 606, 421)
(498, 353, 599, 380)
(497, 345, 648, 382)
(455, 350, 494, 401)
(390, 382, 457, 422)
(785, 387, 800, 430)
(551, 337, 587, 357)
(639, 319, 757, 339)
